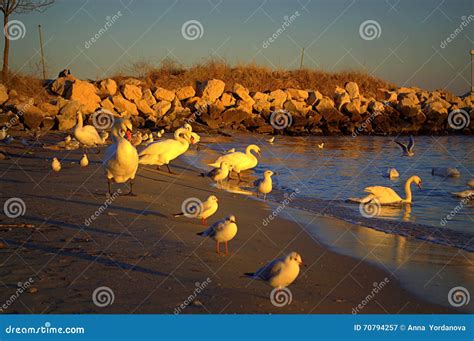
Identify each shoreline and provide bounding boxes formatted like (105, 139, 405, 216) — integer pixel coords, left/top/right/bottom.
(0, 137, 463, 314)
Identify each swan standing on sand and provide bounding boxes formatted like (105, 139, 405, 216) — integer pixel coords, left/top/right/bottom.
(103, 118, 138, 196)
(138, 128, 194, 174)
(201, 161, 232, 184)
(394, 135, 415, 156)
(174, 195, 219, 225)
(197, 215, 238, 255)
(80, 154, 89, 167)
(74, 111, 108, 152)
(51, 158, 61, 172)
(349, 175, 422, 204)
(255, 170, 274, 200)
(209, 144, 261, 182)
(245, 252, 303, 290)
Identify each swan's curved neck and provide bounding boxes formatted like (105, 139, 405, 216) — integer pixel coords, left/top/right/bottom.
(404, 178, 415, 203)
(246, 146, 257, 158)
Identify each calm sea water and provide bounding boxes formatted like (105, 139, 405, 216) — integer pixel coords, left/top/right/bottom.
(184, 134, 474, 309)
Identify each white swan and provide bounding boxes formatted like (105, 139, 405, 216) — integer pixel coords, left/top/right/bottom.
(255, 170, 274, 200)
(349, 175, 422, 204)
(74, 111, 107, 149)
(244, 252, 303, 289)
(138, 128, 193, 173)
(197, 215, 238, 255)
(209, 144, 261, 181)
(103, 118, 138, 195)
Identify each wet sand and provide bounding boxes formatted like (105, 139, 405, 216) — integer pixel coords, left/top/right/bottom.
(0, 136, 457, 314)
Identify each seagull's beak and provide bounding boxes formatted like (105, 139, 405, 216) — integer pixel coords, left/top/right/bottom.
(300, 261, 306, 267)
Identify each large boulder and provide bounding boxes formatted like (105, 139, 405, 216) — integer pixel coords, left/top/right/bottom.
(122, 84, 142, 102)
(98, 79, 117, 97)
(17, 103, 47, 130)
(100, 97, 115, 112)
(334, 86, 351, 111)
(268, 89, 287, 109)
(233, 83, 254, 103)
(345, 82, 360, 99)
(0, 83, 8, 104)
(218, 93, 236, 107)
(112, 95, 138, 115)
(51, 76, 75, 96)
(222, 108, 252, 126)
(142, 89, 157, 106)
(152, 101, 172, 117)
(286, 88, 308, 101)
(306, 90, 322, 106)
(175, 86, 195, 101)
(200, 79, 225, 103)
(65, 79, 100, 114)
(136, 99, 154, 116)
(397, 97, 420, 117)
(315, 96, 335, 113)
(38, 102, 59, 116)
(154, 87, 175, 102)
(284, 99, 310, 115)
(376, 88, 397, 102)
(235, 99, 253, 114)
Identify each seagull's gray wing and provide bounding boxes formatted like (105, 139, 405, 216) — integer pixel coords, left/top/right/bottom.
(254, 259, 283, 280)
(394, 140, 408, 153)
(407, 135, 415, 152)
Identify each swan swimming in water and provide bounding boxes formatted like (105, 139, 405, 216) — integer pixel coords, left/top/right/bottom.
(394, 135, 415, 156)
(349, 175, 422, 205)
(103, 118, 138, 196)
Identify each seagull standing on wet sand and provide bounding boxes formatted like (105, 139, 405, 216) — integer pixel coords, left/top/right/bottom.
(197, 215, 238, 255)
(51, 158, 61, 172)
(255, 170, 274, 200)
(174, 195, 219, 225)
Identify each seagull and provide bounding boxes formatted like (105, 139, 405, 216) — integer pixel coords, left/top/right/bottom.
(267, 136, 275, 144)
(318, 143, 324, 149)
(221, 148, 235, 154)
(51, 158, 61, 172)
(174, 195, 219, 225)
(201, 161, 232, 184)
(197, 215, 238, 255)
(386, 168, 399, 179)
(451, 190, 474, 198)
(80, 154, 89, 167)
(394, 135, 415, 156)
(244, 252, 303, 289)
(468, 179, 474, 188)
(254, 170, 274, 200)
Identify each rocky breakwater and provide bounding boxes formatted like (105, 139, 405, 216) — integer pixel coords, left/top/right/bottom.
(0, 74, 472, 136)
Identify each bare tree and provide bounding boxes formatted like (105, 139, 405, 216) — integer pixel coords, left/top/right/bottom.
(0, 0, 54, 80)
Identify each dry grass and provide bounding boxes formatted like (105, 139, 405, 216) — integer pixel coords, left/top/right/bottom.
(112, 58, 390, 97)
(1, 72, 52, 102)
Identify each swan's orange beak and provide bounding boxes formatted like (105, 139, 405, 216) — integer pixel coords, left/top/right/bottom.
(417, 182, 422, 190)
(125, 130, 132, 141)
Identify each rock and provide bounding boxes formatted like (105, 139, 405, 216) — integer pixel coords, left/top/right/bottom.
(397, 97, 420, 117)
(17, 103, 47, 130)
(112, 95, 138, 115)
(51, 76, 74, 96)
(122, 84, 142, 102)
(100, 97, 115, 112)
(286, 88, 308, 101)
(218, 93, 236, 107)
(398, 91, 419, 104)
(65, 79, 100, 114)
(200, 79, 225, 103)
(268, 89, 287, 109)
(175, 86, 195, 101)
(253, 99, 271, 113)
(376, 88, 397, 102)
(306, 90, 322, 106)
(136, 99, 154, 116)
(252, 92, 269, 102)
(342, 101, 361, 118)
(0, 83, 8, 104)
(142, 89, 157, 106)
(57, 111, 77, 131)
(284, 99, 310, 115)
(152, 101, 172, 117)
(315, 96, 335, 113)
(38, 102, 59, 116)
(368, 100, 385, 114)
(154, 87, 175, 102)
(334, 86, 351, 111)
(120, 78, 142, 86)
(345, 82, 360, 99)
(222, 108, 252, 125)
(432, 167, 461, 178)
(233, 83, 254, 103)
(41, 117, 55, 132)
(235, 99, 253, 114)
(98, 79, 117, 97)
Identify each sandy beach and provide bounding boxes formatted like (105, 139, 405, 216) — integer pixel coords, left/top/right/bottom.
(0, 134, 457, 314)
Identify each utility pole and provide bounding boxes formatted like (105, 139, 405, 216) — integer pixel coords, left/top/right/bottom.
(38, 25, 46, 80)
(299, 47, 305, 70)
(471, 49, 474, 94)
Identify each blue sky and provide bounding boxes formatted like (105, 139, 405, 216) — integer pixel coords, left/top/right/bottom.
(3, 0, 473, 94)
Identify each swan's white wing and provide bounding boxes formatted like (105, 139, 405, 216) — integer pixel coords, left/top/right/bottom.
(209, 152, 249, 168)
(364, 186, 401, 203)
(139, 139, 179, 156)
